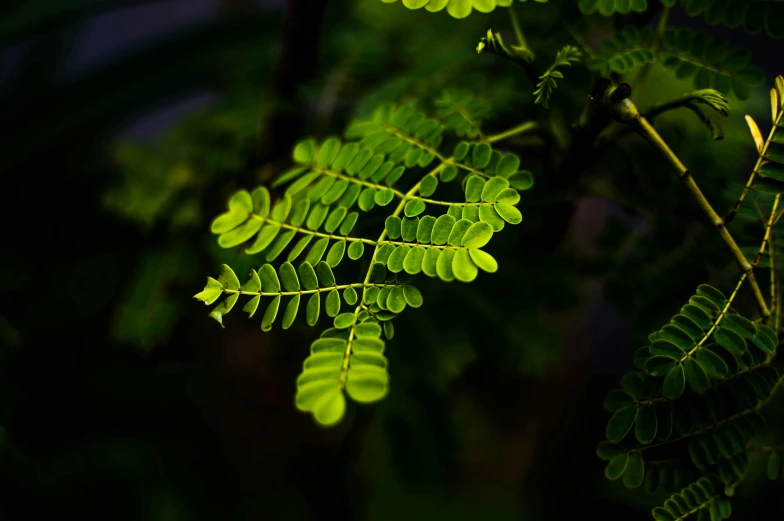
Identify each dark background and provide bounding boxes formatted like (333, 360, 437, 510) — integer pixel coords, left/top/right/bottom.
(1, 1, 784, 519)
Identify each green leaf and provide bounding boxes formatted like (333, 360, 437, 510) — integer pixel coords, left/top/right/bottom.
(312, 388, 346, 426)
(282, 295, 300, 329)
(420, 175, 438, 197)
(723, 314, 756, 339)
(386, 286, 407, 313)
(696, 284, 727, 307)
(465, 176, 486, 202)
(401, 217, 419, 242)
(472, 143, 492, 168)
(194, 282, 223, 306)
(402, 285, 423, 307)
(261, 295, 281, 332)
(228, 190, 253, 213)
(348, 241, 364, 260)
(242, 295, 261, 317)
(315, 261, 336, 287)
(495, 154, 520, 178)
(645, 355, 678, 376)
(259, 264, 280, 293)
(597, 441, 626, 460)
(635, 404, 658, 444)
(605, 453, 629, 480)
(343, 286, 358, 306)
(387, 246, 408, 273)
(684, 357, 710, 393)
(346, 369, 388, 403)
(404, 199, 426, 217)
(432, 215, 456, 245)
(403, 246, 426, 274)
(452, 248, 478, 282)
(293, 138, 317, 163)
(624, 451, 645, 488)
(298, 262, 319, 290)
(461, 221, 493, 248)
(211, 211, 247, 234)
(447, 219, 472, 246)
(326, 241, 346, 267)
(375, 188, 395, 206)
(606, 404, 637, 442)
(208, 293, 239, 327)
(325, 290, 341, 317)
(650, 339, 686, 358)
(279, 262, 300, 292)
(663, 364, 686, 399)
(652, 507, 676, 521)
(494, 203, 522, 224)
(508, 171, 534, 191)
(334, 313, 357, 329)
(306, 294, 320, 326)
(481, 178, 509, 202)
(385, 216, 402, 239)
(695, 348, 729, 378)
(468, 249, 498, 273)
(714, 326, 746, 355)
(768, 452, 782, 480)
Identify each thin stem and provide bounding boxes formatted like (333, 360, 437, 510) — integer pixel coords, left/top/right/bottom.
(563, 21, 598, 59)
(338, 164, 442, 389)
(756, 195, 781, 329)
(746, 444, 784, 453)
(250, 214, 376, 244)
(679, 272, 747, 363)
(725, 103, 784, 224)
(379, 123, 500, 180)
(508, 6, 528, 50)
(485, 121, 538, 144)
(224, 282, 399, 298)
(633, 115, 771, 318)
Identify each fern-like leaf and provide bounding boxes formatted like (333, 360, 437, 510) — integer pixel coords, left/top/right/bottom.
(196, 96, 528, 426)
(578, 0, 648, 16)
(659, 28, 764, 100)
(680, 0, 784, 40)
(587, 25, 656, 77)
(533, 45, 581, 108)
(380, 0, 548, 19)
(433, 89, 492, 139)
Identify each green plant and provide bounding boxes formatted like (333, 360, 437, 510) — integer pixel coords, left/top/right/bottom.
(195, 102, 531, 425)
(189, 1, 784, 518)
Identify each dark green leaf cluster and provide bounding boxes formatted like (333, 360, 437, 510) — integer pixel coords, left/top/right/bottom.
(379, 0, 548, 19)
(679, 0, 784, 39)
(634, 285, 777, 399)
(578, 0, 648, 16)
(659, 28, 764, 100)
(598, 284, 782, 519)
(433, 89, 492, 139)
(651, 474, 731, 521)
(586, 25, 656, 77)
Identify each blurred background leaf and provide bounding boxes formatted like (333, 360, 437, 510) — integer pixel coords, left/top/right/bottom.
(1, 0, 784, 519)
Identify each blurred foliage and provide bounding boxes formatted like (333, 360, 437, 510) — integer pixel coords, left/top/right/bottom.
(2, 0, 784, 520)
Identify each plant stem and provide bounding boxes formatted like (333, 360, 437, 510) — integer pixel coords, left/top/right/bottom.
(725, 109, 784, 224)
(633, 115, 771, 318)
(485, 121, 538, 143)
(508, 6, 528, 50)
